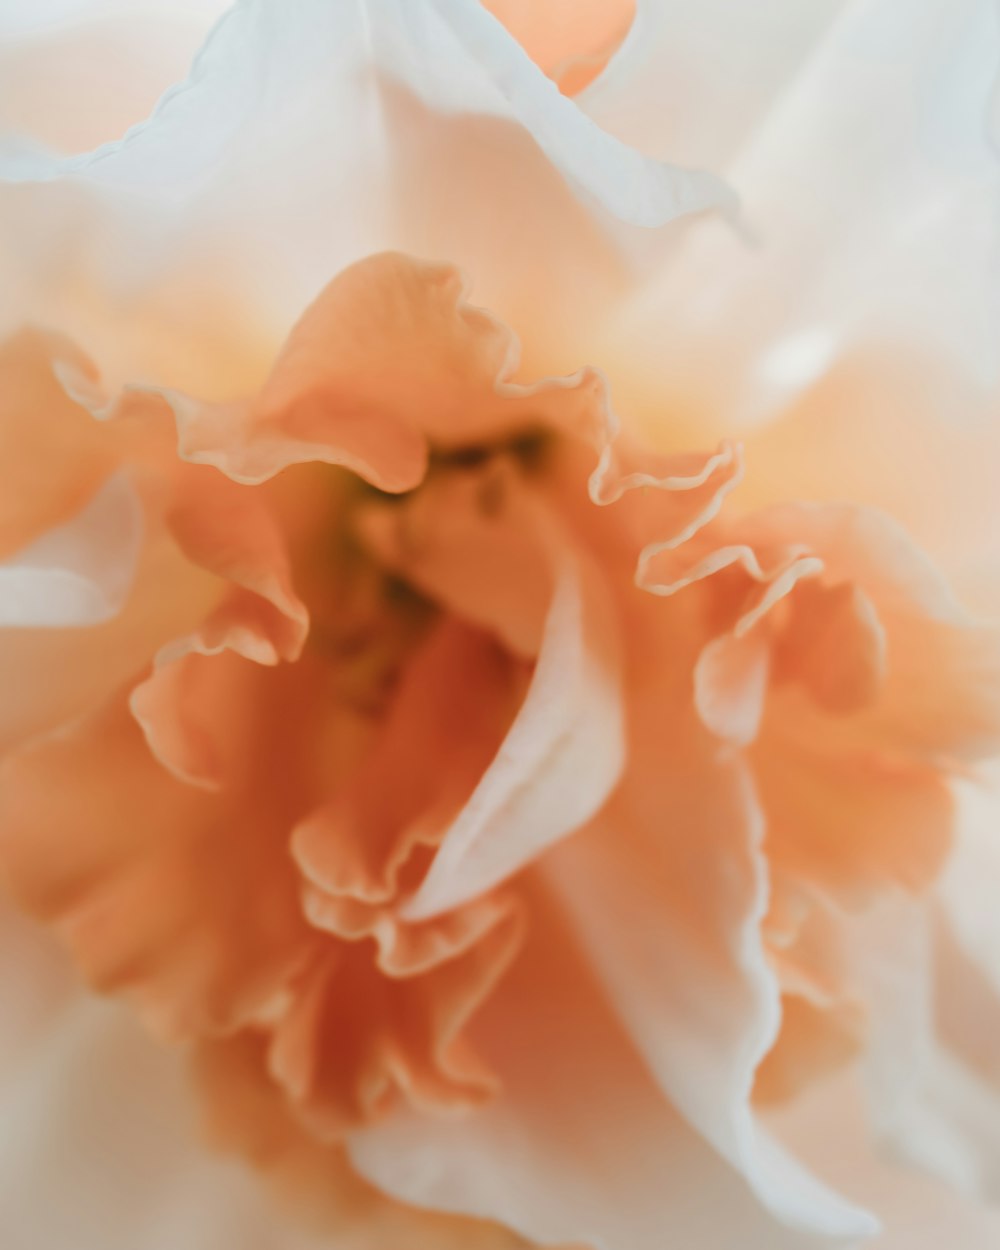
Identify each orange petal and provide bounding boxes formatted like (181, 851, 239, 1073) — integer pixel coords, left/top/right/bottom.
(259, 254, 523, 451)
(303, 887, 520, 980)
(163, 249, 741, 564)
(131, 470, 309, 788)
(129, 647, 265, 793)
(358, 463, 556, 658)
(259, 251, 661, 465)
(597, 437, 745, 569)
(692, 578, 885, 747)
(773, 579, 886, 716)
(269, 902, 523, 1140)
(732, 504, 1000, 762)
(637, 532, 822, 620)
(665, 501, 989, 907)
(0, 684, 317, 1040)
(370, 479, 625, 921)
(0, 329, 118, 559)
(167, 252, 574, 491)
(293, 618, 518, 913)
(165, 470, 309, 665)
(292, 617, 529, 998)
(754, 724, 953, 908)
(650, 500, 1000, 766)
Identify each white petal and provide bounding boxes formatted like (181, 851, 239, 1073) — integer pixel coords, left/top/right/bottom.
(582, 0, 849, 171)
(771, 1070, 1000, 1250)
(0, 4, 230, 158)
(0, 0, 737, 388)
(0, 0, 733, 225)
(0, 1, 228, 38)
(0, 471, 142, 628)
(940, 766, 1000, 1002)
(606, 0, 1000, 435)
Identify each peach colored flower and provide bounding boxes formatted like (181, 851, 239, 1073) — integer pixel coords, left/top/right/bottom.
(1, 246, 999, 1250)
(2, 4, 1000, 1250)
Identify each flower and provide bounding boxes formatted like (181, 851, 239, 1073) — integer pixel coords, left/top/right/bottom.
(2, 3, 1000, 1250)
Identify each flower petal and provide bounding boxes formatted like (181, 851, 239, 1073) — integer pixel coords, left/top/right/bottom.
(604, 0, 1000, 442)
(942, 769, 1000, 1003)
(581, 0, 849, 171)
(394, 494, 625, 921)
(194, 1030, 530, 1249)
(0, 521, 220, 757)
(651, 501, 1000, 766)
(753, 725, 953, 908)
(0, 679, 319, 1040)
(694, 628, 771, 748)
(294, 620, 514, 905)
(0, 0, 738, 401)
(303, 888, 520, 983)
(129, 472, 310, 789)
(528, 611, 876, 1238)
(269, 903, 523, 1141)
(96, 253, 693, 498)
(163, 471, 309, 664)
(350, 871, 867, 1250)
(751, 504, 1000, 765)
(0, 471, 142, 628)
(771, 1068, 1000, 1249)
(741, 359, 1000, 617)
(0, 901, 511, 1250)
(357, 464, 555, 659)
(0, 0, 734, 229)
(484, 0, 635, 95)
(0, 986, 322, 1250)
(0, 3, 230, 157)
(851, 892, 1000, 1202)
(0, 328, 118, 558)
(0, 0, 228, 39)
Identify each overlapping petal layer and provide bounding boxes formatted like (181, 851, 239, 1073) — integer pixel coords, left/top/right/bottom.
(0, 242, 997, 1250)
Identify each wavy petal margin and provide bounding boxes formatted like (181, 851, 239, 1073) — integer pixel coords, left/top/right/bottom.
(0, 0, 736, 233)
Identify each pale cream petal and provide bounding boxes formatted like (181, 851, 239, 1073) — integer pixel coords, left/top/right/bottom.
(0, 0, 736, 397)
(0, 4, 231, 157)
(582, 0, 848, 171)
(771, 1070, 1000, 1250)
(602, 0, 1000, 525)
(839, 894, 1000, 1203)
